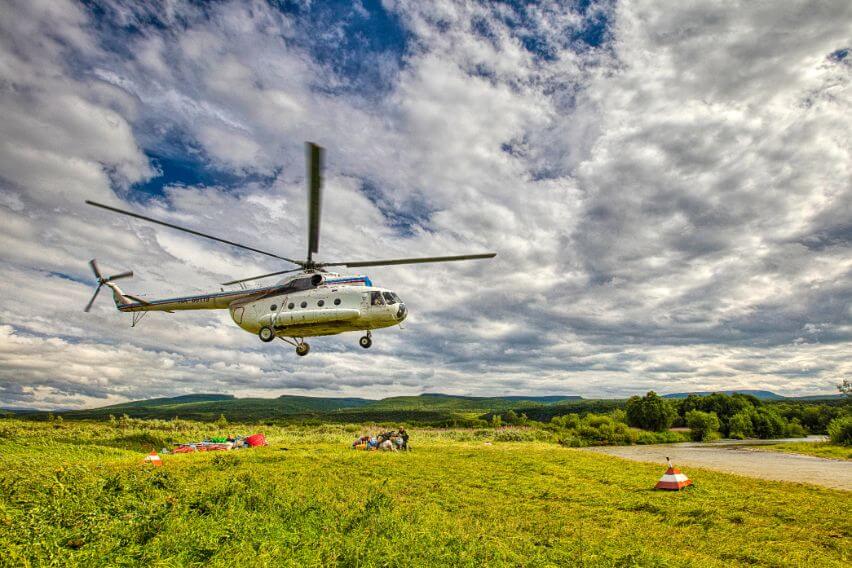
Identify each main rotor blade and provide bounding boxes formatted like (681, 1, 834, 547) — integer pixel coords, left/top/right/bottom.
(84, 285, 101, 312)
(319, 252, 497, 268)
(86, 201, 303, 265)
(89, 259, 103, 280)
(106, 271, 134, 282)
(306, 142, 323, 261)
(221, 268, 303, 286)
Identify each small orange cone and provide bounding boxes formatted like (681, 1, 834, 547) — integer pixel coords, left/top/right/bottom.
(142, 451, 163, 467)
(655, 457, 692, 490)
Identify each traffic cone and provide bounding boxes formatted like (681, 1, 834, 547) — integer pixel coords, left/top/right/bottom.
(142, 451, 163, 467)
(655, 457, 692, 490)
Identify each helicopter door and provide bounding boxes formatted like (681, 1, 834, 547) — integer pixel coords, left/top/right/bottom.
(231, 306, 244, 324)
(273, 296, 287, 325)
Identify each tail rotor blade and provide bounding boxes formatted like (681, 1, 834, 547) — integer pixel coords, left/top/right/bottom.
(89, 259, 103, 281)
(107, 271, 134, 282)
(84, 285, 102, 312)
(306, 142, 324, 262)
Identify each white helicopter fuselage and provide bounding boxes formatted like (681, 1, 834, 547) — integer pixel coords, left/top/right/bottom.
(230, 283, 406, 338)
(109, 273, 407, 340)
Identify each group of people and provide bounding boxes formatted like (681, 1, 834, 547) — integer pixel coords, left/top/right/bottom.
(352, 427, 409, 451)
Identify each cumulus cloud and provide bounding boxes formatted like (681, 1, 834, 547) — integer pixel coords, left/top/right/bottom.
(0, 0, 849, 409)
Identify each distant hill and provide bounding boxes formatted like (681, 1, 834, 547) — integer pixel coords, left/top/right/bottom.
(96, 394, 236, 409)
(787, 394, 845, 401)
(662, 390, 786, 400)
(365, 394, 583, 412)
(49, 392, 582, 423)
(1, 407, 43, 414)
(59, 394, 374, 421)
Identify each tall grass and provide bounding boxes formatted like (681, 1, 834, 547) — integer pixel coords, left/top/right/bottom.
(1, 419, 849, 566)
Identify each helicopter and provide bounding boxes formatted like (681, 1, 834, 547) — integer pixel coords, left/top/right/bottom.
(84, 143, 496, 356)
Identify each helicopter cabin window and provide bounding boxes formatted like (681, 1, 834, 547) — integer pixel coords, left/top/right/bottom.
(270, 304, 277, 311)
(317, 300, 325, 307)
(382, 292, 396, 304)
(334, 298, 341, 306)
(300, 301, 307, 308)
(288, 303, 294, 309)
(371, 292, 385, 306)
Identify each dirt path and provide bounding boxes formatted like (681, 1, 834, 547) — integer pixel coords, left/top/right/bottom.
(587, 438, 851, 491)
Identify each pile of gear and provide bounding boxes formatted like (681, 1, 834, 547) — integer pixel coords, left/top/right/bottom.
(352, 428, 409, 451)
(170, 433, 267, 453)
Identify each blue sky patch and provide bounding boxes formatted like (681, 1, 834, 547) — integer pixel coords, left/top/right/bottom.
(359, 179, 433, 237)
(271, 0, 409, 96)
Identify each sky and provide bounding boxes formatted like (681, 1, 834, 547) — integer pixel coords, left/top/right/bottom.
(0, 0, 850, 410)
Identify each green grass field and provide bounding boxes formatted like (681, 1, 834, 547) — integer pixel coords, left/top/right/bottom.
(1, 419, 849, 567)
(753, 441, 852, 461)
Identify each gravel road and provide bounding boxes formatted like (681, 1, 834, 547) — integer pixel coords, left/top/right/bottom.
(586, 437, 851, 491)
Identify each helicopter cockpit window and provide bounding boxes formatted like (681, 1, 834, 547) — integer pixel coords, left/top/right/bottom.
(371, 291, 385, 306)
(289, 277, 315, 292)
(382, 292, 396, 304)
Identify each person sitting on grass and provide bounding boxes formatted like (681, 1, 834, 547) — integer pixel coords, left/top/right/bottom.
(398, 427, 409, 450)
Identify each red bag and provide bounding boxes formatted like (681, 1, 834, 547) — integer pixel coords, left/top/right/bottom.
(245, 433, 267, 447)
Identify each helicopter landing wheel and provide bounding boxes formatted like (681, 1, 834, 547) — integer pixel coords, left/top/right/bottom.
(359, 334, 372, 349)
(296, 342, 310, 356)
(259, 326, 275, 343)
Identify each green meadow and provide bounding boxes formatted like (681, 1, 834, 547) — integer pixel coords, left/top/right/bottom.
(1, 419, 849, 567)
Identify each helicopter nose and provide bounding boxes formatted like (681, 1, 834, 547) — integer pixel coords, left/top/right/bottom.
(396, 303, 407, 321)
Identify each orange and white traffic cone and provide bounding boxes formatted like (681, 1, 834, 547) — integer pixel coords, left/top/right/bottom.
(655, 457, 692, 490)
(142, 451, 163, 467)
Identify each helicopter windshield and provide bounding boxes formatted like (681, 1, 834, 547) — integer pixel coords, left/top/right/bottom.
(382, 292, 398, 304)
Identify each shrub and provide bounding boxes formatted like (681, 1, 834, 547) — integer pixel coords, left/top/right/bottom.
(556, 434, 587, 447)
(610, 409, 627, 424)
(678, 393, 758, 436)
(728, 411, 753, 439)
(827, 415, 852, 446)
(784, 419, 807, 438)
(551, 414, 580, 430)
(493, 428, 537, 442)
(577, 416, 635, 445)
(625, 392, 677, 432)
(751, 407, 786, 439)
(215, 414, 229, 429)
(686, 410, 720, 442)
(635, 430, 688, 444)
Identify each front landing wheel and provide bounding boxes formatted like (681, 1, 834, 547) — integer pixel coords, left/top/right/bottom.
(296, 342, 310, 356)
(359, 336, 372, 349)
(259, 326, 275, 342)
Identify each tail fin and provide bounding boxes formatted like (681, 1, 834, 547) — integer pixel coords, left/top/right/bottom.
(104, 281, 133, 308)
(84, 259, 134, 312)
